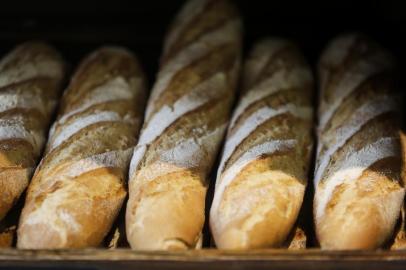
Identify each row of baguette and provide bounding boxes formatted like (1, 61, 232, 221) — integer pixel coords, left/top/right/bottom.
(0, 0, 405, 250)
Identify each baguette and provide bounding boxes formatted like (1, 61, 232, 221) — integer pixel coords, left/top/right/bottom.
(390, 206, 406, 250)
(0, 41, 65, 221)
(314, 34, 404, 250)
(391, 131, 406, 250)
(125, 0, 242, 250)
(17, 47, 146, 249)
(0, 225, 15, 248)
(286, 226, 307, 250)
(209, 39, 314, 249)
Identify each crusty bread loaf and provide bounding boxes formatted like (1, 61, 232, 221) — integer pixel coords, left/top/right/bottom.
(286, 225, 307, 250)
(125, 0, 242, 250)
(390, 206, 406, 250)
(0, 225, 15, 248)
(402, 130, 406, 189)
(314, 33, 404, 250)
(17, 47, 146, 249)
(391, 131, 406, 250)
(209, 39, 314, 249)
(0, 41, 65, 221)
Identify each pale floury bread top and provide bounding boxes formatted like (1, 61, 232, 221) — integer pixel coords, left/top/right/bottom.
(314, 34, 404, 250)
(17, 47, 146, 249)
(0, 41, 65, 221)
(126, 0, 242, 250)
(210, 38, 314, 249)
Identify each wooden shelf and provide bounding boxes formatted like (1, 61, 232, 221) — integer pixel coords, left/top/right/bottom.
(1, 249, 406, 270)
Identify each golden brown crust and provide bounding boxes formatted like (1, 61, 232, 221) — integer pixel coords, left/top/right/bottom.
(390, 131, 406, 250)
(209, 38, 314, 249)
(17, 47, 146, 249)
(314, 33, 404, 250)
(285, 225, 307, 250)
(401, 131, 406, 185)
(125, 0, 242, 250)
(0, 225, 15, 248)
(0, 41, 65, 221)
(391, 204, 406, 250)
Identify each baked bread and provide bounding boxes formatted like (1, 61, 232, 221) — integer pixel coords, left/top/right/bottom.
(0, 41, 65, 221)
(286, 225, 307, 250)
(314, 33, 404, 250)
(390, 206, 406, 250)
(17, 47, 146, 249)
(210, 39, 314, 249)
(391, 131, 406, 250)
(125, 0, 242, 250)
(0, 226, 15, 248)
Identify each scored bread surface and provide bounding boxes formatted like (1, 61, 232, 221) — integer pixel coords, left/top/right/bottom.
(210, 38, 314, 249)
(17, 47, 146, 249)
(0, 41, 65, 221)
(314, 34, 404, 250)
(125, 0, 242, 250)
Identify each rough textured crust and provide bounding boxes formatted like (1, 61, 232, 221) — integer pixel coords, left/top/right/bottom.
(286, 225, 307, 250)
(402, 131, 406, 187)
(391, 131, 406, 250)
(390, 206, 406, 250)
(0, 41, 65, 221)
(125, 0, 242, 250)
(314, 33, 404, 250)
(17, 47, 146, 249)
(209, 38, 314, 249)
(0, 225, 15, 248)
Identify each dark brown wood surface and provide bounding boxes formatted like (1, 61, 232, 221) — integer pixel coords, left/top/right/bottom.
(0, 249, 406, 270)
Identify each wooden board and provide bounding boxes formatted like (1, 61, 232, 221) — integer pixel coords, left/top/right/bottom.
(1, 249, 406, 270)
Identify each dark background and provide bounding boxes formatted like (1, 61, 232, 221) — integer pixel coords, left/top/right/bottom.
(0, 0, 405, 82)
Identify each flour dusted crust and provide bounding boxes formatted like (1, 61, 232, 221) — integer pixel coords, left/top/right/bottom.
(209, 38, 314, 249)
(0, 41, 65, 221)
(125, 0, 242, 250)
(17, 47, 146, 249)
(314, 34, 404, 250)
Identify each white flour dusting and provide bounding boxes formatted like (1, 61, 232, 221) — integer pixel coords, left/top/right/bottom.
(318, 51, 394, 131)
(160, 124, 226, 170)
(23, 184, 76, 244)
(243, 39, 287, 87)
(0, 59, 63, 89)
(58, 210, 81, 232)
(128, 145, 147, 180)
(24, 148, 133, 243)
(211, 139, 297, 217)
(49, 111, 130, 151)
(139, 72, 226, 146)
(129, 73, 226, 179)
(57, 76, 138, 124)
(314, 95, 398, 185)
(131, 125, 226, 182)
(218, 104, 312, 180)
(163, 0, 208, 56)
(0, 92, 46, 115)
(0, 119, 43, 154)
(145, 20, 240, 119)
(315, 137, 399, 219)
(54, 148, 133, 180)
(230, 67, 312, 128)
(160, 138, 203, 169)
